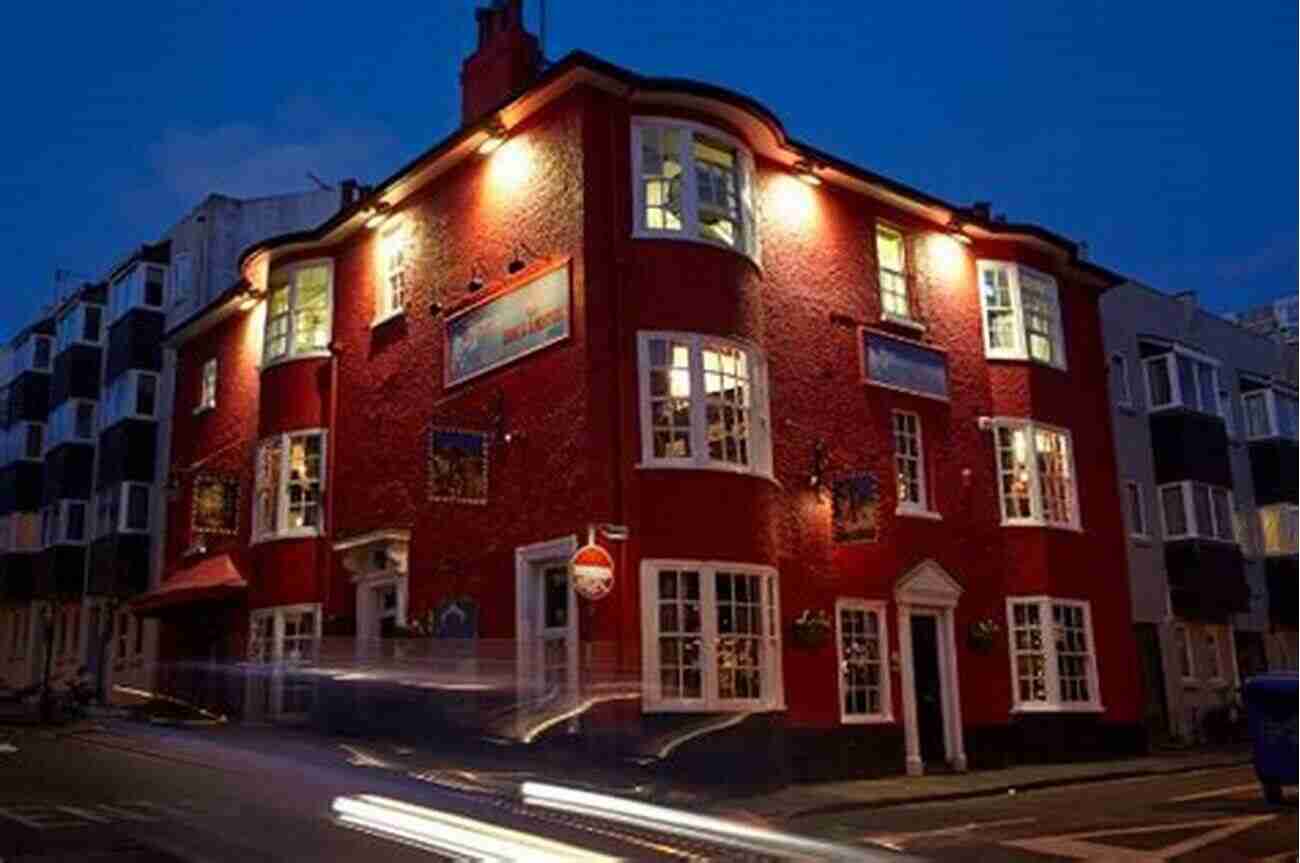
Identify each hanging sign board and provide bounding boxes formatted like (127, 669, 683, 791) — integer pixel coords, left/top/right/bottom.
(861, 329, 949, 401)
(570, 543, 615, 601)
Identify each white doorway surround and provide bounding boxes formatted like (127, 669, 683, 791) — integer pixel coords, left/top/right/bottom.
(514, 536, 579, 700)
(895, 558, 967, 776)
(335, 530, 411, 657)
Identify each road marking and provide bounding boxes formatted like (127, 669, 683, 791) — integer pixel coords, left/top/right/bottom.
(1001, 814, 1276, 861)
(0, 805, 92, 830)
(0, 799, 218, 831)
(862, 817, 1038, 851)
(1169, 782, 1262, 802)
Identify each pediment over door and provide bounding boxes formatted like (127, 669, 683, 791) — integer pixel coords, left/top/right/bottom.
(894, 558, 963, 608)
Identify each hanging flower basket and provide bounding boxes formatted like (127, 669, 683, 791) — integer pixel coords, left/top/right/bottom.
(791, 609, 833, 648)
(967, 618, 1002, 654)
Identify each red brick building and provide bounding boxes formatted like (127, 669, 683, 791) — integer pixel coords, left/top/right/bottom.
(146, 1, 1143, 777)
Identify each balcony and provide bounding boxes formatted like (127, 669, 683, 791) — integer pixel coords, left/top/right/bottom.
(33, 545, 87, 599)
(1164, 539, 1249, 622)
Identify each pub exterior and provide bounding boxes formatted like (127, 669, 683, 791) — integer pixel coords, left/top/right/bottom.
(144, 0, 1144, 778)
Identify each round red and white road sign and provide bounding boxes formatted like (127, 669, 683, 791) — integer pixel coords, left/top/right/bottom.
(570, 543, 615, 600)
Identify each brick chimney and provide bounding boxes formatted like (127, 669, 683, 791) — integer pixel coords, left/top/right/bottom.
(461, 0, 541, 126)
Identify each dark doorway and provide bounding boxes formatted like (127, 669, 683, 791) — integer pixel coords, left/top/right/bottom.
(1134, 623, 1170, 741)
(911, 614, 946, 765)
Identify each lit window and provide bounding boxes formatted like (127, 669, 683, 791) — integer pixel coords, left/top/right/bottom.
(254, 430, 327, 542)
(263, 261, 333, 365)
(977, 261, 1066, 368)
(1110, 353, 1131, 408)
(1159, 481, 1235, 542)
(1204, 629, 1224, 681)
(1241, 388, 1298, 441)
(1142, 343, 1224, 420)
(1258, 504, 1299, 557)
(108, 264, 167, 323)
(1125, 480, 1147, 538)
(632, 119, 759, 263)
(376, 221, 410, 322)
(1007, 597, 1100, 711)
(991, 419, 1079, 528)
(892, 410, 930, 513)
(101, 371, 160, 429)
(876, 225, 911, 321)
(1174, 624, 1193, 680)
(198, 358, 218, 412)
(641, 562, 782, 711)
(637, 332, 772, 477)
(836, 599, 891, 722)
(41, 500, 88, 547)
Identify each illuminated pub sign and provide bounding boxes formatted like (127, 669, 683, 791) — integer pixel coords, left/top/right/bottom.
(861, 328, 949, 400)
(444, 259, 571, 387)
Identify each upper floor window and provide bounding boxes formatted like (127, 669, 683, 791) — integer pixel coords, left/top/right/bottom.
(1007, 597, 1101, 711)
(977, 261, 1066, 369)
(41, 500, 88, 547)
(198, 358, 218, 413)
(109, 264, 167, 323)
(254, 430, 326, 542)
(640, 561, 782, 711)
(991, 419, 1079, 529)
(892, 410, 932, 515)
(101, 370, 159, 429)
(1142, 343, 1223, 419)
(94, 482, 152, 538)
(875, 225, 912, 322)
(631, 119, 759, 263)
(45, 399, 97, 451)
(170, 252, 193, 308)
(1110, 353, 1132, 408)
(55, 303, 104, 352)
(376, 221, 410, 324)
(2, 421, 45, 465)
(15, 334, 52, 374)
(1159, 480, 1235, 543)
(1258, 504, 1299, 557)
(1242, 387, 1298, 441)
(263, 261, 332, 365)
(636, 332, 772, 478)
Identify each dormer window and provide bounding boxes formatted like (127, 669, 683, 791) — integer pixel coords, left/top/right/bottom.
(632, 119, 759, 264)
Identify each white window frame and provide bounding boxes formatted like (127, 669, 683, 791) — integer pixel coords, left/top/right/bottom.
(1005, 596, 1103, 712)
(976, 260, 1067, 370)
(44, 398, 97, 452)
(374, 220, 410, 325)
(835, 598, 893, 723)
(1174, 624, 1195, 682)
(989, 418, 1081, 530)
(119, 482, 152, 534)
(197, 358, 218, 413)
(252, 429, 328, 543)
(1242, 388, 1299, 441)
(101, 370, 161, 429)
(1125, 479, 1148, 539)
(109, 264, 168, 324)
(640, 559, 783, 713)
(17, 334, 53, 374)
(249, 603, 323, 665)
(875, 223, 914, 324)
(893, 410, 936, 517)
(630, 118, 760, 265)
(1110, 352, 1132, 408)
(1141, 344, 1224, 419)
(55, 303, 105, 352)
(261, 259, 334, 368)
(636, 331, 773, 479)
(1158, 480, 1237, 543)
(41, 499, 89, 548)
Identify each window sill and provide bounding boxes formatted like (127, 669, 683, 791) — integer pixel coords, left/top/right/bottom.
(879, 313, 926, 333)
(1000, 519, 1083, 533)
(192, 404, 215, 417)
(634, 461, 781, 488)
(984, 355, 1068, 373)
(251, 529, 324, 546)
(370, 308, 406, 329)
(896, 507, 942, 521)
(630, 230, 761, 271)
(840, 713, 897, 725)
(1011, 703, 1105, 715)
(259, 350, 332, 373)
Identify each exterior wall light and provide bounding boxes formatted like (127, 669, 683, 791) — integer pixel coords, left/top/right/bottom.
(808, 438, 828, 492)
(794, 159, 822, 186)
(364, 202, 392, 230)
(478, 120, 509, 155)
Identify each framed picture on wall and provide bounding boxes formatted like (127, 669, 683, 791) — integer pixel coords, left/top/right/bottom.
(832, 472, 879, 543)
(428, 428, 489, 504)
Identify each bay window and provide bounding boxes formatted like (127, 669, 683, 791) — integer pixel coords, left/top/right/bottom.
(250, 604, 321, 665)
(1159, 481, 1235, 542)
(101, 371, 159, 428)
(16, 334, 52, 373)
(45, 399, 97, 451)
(1142, 344, 1224, 418)
(109, 264, 167, 323)
(976, 261, 1066, 369)
(991, 419, 1079, 529)
(876, 224, 911, 321)
(1007, 597, 1101, 711)
(631, 119, 759, 263)
(640, 561, 782, 711)
(254, 430, 327, 542)
(3, 421, 45, 463)
(1242, 388, 1298, 441)
(55, 303, 104, 352)
(836, 599, 891, 722)
(263, 261, 333, 365)
(637, 332, 772, 477)
(41, 500, 88, 547)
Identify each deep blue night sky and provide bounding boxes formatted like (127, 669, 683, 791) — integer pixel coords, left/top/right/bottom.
(1, 1, 1294, 336)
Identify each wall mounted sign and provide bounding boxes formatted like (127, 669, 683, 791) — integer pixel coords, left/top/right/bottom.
(861, 329, 949, 401)
(444, 259, 571, 387)
(433, 597, 479, 640)
(428, 428, 489, 504)
(832, 472, 879, 544)
(570, 543, 615, 600)
(191, 475, 239, 535)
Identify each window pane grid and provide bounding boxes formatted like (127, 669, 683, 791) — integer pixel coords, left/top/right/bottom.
(1034, 428, 1074, 525)
(703, 344, 751, 466)
(648, 338, 693, 459)
(656, 570, 702, 700)
(876, 226, 909, 318)
(996, 427, 1033, 519)
(981, 265, 1018, 350)
(839, 606, 883, 717)
(715, 571, 762, 701)
(893, 411, 924, 508)
(641, 126, 683, 232)
(1053, 603, 1091, 703)
(1010, 602, 1047, 703)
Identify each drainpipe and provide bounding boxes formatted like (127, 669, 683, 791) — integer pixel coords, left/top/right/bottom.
(605, 103, 630, 680)
(322, 344, 341, 634)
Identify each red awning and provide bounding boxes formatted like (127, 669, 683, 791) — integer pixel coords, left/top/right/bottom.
(132, 554, 247, 615)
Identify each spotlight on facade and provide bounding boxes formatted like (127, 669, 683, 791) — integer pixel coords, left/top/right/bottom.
(794, 159, 822, 186)
(947, 218, 972, 245)
(238, 295, 258, 311)
(364, 202, 392, 230)
(478, 120, 509, 155)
